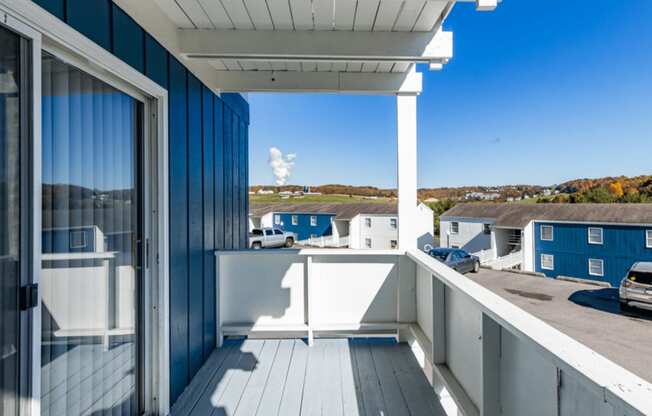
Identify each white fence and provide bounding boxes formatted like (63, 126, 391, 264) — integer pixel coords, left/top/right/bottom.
(472, 249, 495, 265)
(297, 235, 350, 248)
(215, 249, 652, 416)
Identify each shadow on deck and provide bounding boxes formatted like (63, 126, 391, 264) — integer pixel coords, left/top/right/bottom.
(170, 338, 446, 416)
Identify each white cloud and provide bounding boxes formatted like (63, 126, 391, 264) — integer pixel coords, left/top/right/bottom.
(268, 147, 296, 186)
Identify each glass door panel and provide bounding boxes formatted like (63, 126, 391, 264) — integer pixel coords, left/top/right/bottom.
(40, 52, 141, 416)
(0, 25, 22, 416)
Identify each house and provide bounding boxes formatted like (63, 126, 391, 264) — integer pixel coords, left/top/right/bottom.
(440, 203, 652, 286)
(3, 1, 649, 415)
(249, 202, 434, 249)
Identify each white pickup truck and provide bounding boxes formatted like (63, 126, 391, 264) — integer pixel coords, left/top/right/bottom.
(249, 228, 297, 249)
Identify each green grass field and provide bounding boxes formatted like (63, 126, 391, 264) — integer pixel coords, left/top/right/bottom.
(250, 193, 395, 205)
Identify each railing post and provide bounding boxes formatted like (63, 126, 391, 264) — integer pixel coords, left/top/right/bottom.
(431, 275, 446, 365)
(481, 313, 501, 416)
(216, 254, 222, 348)
(306, 255, 314, 346)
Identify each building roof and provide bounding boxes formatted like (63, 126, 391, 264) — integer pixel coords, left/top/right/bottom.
(250, 203, 398, 221)
(441, 203, 652, 228)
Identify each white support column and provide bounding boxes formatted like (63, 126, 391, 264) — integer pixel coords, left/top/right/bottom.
(306, 255, 314, 346)
(397, 94, 418, 251)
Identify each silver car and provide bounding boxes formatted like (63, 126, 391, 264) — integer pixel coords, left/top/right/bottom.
(619, 262, 652, 312)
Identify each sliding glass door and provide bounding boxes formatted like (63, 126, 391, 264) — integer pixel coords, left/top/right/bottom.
(0, 24, 23, 416)
(40, 52, 143, 415)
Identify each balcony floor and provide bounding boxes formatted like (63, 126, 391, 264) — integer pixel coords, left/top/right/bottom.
(171, 337, 446, 416)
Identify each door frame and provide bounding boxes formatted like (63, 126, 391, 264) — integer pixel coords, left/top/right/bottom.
(0, 1, 171, 414)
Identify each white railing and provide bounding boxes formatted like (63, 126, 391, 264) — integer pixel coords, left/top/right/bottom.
(471, 249, 495, 265)
(484, 250, 523, 270)
(214, 249, 652, 416)
(408, 249, 651, 416)
(297, 235, 350, 248)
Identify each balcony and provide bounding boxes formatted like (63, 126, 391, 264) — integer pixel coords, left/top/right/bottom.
(171, 249, 651, 416)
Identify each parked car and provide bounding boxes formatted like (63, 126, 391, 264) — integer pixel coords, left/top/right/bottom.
(249, 228, 297, 249)
(619, 262, 652, 312)
(428, 248, 480, 274)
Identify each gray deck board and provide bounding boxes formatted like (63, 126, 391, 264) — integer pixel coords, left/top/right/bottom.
(172, 338, 445, 416)
(255, 339, 294, 416)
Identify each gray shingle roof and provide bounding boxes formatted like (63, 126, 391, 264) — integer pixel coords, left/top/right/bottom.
(441, 203, 652, 228)
(250, 203, 398, 220)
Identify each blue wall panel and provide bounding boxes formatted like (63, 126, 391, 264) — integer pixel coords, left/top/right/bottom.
(144, 34, 168, 89)
(276, 213, 335, 240)
(168, 57, 189, 404)
(111, 4, 145, 72)
(33, 0, 65, 19)
(535, 222, 652, 286)
(67, 0, 112, 51)
(202, 87, 216, 357)
(223, 105, 233, 249)
(214, 98, 225, 250)
(32, 0, 250, 405)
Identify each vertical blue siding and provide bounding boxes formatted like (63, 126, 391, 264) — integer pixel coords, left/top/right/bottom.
(66, 0, 112, 51)
(202, 87, 216, 357)
(168, 57, 189, 404)
(275, 213, 335, 240)
(144, 34, 168, 89)
(111, 4, 145, 72)
(186, 74, 204, 378)
(535, 222, 652, 286)
(30, 0, 250, 406)
(214, 99, 225, 250)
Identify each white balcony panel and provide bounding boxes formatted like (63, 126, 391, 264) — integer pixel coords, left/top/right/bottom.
(445, 286, 482, 409)
(415, 263, 433, 341)
(311, 257, 399, 325)
(219, 252, 307, 328)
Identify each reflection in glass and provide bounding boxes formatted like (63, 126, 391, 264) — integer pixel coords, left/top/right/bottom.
(41, 52, 141, 416)
(0, 25, 21, 416)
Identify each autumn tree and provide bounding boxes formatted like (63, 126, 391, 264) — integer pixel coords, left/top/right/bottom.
(608, 181, 624, 198)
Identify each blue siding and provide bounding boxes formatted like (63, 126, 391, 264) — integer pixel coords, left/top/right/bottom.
(30, 0, 250, 406)
(187, 74, 204, 378)
(168, 57, 189, 404)
(67, 0, 112, 50)
(144, 34, 168, 88)
(535, 222, 652, 286)
(33, 0, 65, 19)
(202, 87, 216, 357)
(111, 4, 145, 72)
(275, 213, 335, 240)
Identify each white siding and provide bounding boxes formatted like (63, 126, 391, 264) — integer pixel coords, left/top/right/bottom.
(522, 221, 535, 272)
(260, 212, 275, 228)
(351, 214, 399, 249)
(439, 216, 493, 252)
(416, 203, 434, 250)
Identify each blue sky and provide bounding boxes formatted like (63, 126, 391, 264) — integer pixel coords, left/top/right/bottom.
(248, 0, 652, 188)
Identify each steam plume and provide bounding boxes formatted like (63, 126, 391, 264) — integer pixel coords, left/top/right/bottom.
(268, 147, 296, 186)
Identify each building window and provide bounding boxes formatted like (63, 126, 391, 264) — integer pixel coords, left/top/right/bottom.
(390, 218, 397, 229)
(274, 214, 281, 225)
(69, 230, 87, 249)
(365, 238, 372, 248)
(588, 258, 604, 277)
(483, 224, 491, 235)
(540, 225, 554, 241)
(390, 240, 398, 249)
(588, 227, 603, 245)
(541, 254, 554, 270)
(365, 218, 372, 228)
(450, 222, 459, 234)
(310, 216, 317, 226)
(451, 245, 460, 249)
(647, 230, 652, 248)
(291, 215, 298, 225)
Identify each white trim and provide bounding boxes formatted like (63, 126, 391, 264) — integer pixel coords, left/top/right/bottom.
(588, 258, 604, 277)
(646, 230, 652, 248)
(588, 227, 604, 245)
(291, 215, 298, 226)
(540, 253, 554, 270)
(310, 215, 317, 227)
(537, 219, 652, 228)
(450, 221, 460, 235)
(0, 2, 171, 413)
(540, 224, 554, 241)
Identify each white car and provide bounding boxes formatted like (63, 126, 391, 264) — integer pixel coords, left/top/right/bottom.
(619, 262, 652, 312)
(249, 228, 297, 249)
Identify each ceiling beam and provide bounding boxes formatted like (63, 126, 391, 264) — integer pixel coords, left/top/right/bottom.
(178, 29, 453, 64)
(209, 67, 423, 94)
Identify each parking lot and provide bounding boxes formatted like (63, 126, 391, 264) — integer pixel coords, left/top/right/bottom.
(468, 269, 652, 383)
